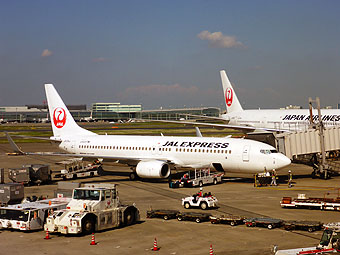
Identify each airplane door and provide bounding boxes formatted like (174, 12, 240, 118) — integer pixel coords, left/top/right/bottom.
(152, 144, 162, 155)
(242, 145, 250, 162)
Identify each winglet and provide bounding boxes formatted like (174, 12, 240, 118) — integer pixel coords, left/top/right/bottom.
(5, 132, 25, 155)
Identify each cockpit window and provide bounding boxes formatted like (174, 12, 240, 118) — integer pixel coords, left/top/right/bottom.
(260, 149, 278, 154)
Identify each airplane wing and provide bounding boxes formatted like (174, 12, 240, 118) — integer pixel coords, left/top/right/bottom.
(136, 119, 291, 133)
(5, 133, 194, 169)
(178, 113, 230, 122)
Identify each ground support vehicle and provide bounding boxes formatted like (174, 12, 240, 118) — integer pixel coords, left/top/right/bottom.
(0, 197, 70, 231)
(244, 217, 283, 229)
(8, 164, 51, 185)
(170, 169, 223, 188)
(177, 212, 211, 223)
(254, 172, 272, 187)
(210, 215, 245, 226)
(182, 193, 218, 210)
(275, 222, 340, 254)
(54, 159, 102, 180)
(281, 194, 340, 211)
(44, 183, 140, 235)
(146, 209, 180, 220)
(282, 220, 323, 232)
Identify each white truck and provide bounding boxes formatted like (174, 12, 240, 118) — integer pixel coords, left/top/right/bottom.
(182, 192, 218, 210)
(44, 183, 140, 235)
(275, 222, 340, 254)
(0, 197, 71, 231)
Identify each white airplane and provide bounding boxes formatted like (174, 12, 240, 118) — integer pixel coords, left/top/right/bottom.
(166, 70, 340, 133)
(32, 84, 290, 179)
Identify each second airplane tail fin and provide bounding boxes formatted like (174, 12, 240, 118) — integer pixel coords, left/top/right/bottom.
(45, 84, 96, 139)
(220, 70, 243, 113)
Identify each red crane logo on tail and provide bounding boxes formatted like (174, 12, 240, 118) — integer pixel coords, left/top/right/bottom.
(53, 107, 66, 128)
(225, 88, 233, 107)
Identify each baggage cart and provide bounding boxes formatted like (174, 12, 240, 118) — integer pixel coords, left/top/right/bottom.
(176, 212, 212, 223)
(146, 209, 180, 220)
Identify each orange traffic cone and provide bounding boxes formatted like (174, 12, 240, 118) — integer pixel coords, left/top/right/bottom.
(44, 230, 51, 240)
(90, 233, 96, 245)
(152, 237, 160, 251)
(209, 244, 214, 255)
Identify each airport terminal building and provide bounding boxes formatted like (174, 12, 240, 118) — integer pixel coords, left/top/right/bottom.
(0, 103, 220, 123)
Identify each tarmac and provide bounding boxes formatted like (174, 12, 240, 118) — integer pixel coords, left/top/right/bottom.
(0, 142, 340, 255)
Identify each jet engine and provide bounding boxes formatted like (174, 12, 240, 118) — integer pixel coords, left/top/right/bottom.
(136, 160, 170, 178)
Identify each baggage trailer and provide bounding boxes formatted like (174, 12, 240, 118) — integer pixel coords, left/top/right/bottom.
(44, 183, 140, 235)
(176, 212, 212, 223)
(281, 194, 340, 211)
(0, 197, 71, 231)
(146, 209, 180, 220)
(282, 220, 323, 232)
(275, 222, 340, 254)
(170, 169, 223, 188)
(54, 159, 102, 180)
(210, 215, 245, 226)
(244, 217, 283, 229)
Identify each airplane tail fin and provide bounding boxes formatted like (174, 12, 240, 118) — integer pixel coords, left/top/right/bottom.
(220, 70, 243, 113)
(44, 84, 96, 138)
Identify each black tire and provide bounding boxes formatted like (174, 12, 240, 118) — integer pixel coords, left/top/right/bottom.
(213, 179, 217, 185)
(177, 216, 182, 221)
(308, 227, 314, 233)
(200, 202, 208, 210)
(267, 224, 273, 229)
(199, 181, 203, 187)
(195, 218, 201, 223)
(163, 215, 169, 220)
(90, 172, 94, 178)
(184, 202, 190, 209)
(230, 221, 235, 226)
(124, 208, 135, 226)
(82, 217, 95, 235)
(129, 172, 138, 181)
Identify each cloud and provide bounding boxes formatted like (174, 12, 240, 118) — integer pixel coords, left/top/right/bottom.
(197, 30, 244, 49)
(92, 57, 109, 63)
(41, 49, 53, 57)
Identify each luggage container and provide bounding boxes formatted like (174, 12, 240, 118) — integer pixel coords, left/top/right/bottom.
(23, 164, 51, 184)
(8, 165, 51, 185)
(0, 183, 24, 205)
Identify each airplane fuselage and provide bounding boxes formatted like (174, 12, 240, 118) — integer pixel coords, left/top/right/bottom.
(59, 135, 290, 174)
(222, 109, 340, 132)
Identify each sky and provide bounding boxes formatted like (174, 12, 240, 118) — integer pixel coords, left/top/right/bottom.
(1, 0, 340, 110)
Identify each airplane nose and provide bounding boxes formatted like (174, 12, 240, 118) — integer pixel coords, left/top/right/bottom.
(276, 154, 291, 169)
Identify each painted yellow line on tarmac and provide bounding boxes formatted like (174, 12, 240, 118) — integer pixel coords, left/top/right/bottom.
(255, 186, 336, 191)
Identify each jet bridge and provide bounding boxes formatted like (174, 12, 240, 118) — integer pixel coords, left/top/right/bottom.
(275, 97, 340, 179)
